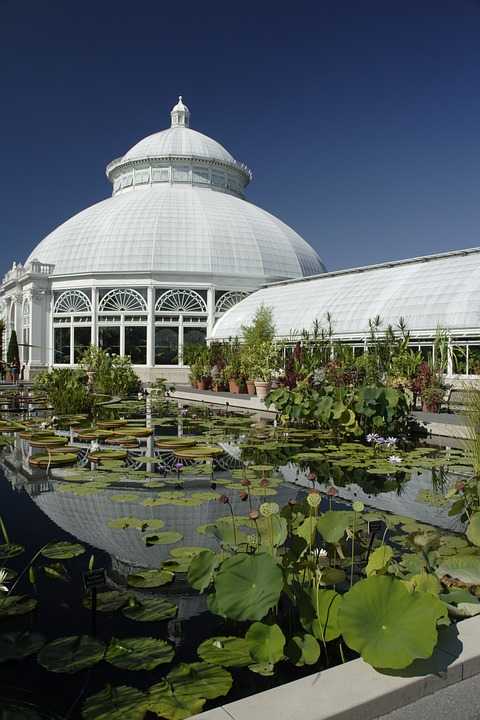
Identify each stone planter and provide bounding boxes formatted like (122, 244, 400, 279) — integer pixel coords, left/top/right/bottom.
(246, 380, 256, 396)
(228, 378, 241, 394)
(254, 380, 271, 400)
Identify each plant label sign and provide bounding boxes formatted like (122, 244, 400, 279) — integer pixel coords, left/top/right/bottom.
(83, 568, 107, 591)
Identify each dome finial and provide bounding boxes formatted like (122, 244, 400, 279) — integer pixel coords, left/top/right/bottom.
(171, 96, 190, 128)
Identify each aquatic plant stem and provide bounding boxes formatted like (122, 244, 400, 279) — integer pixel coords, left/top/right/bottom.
(0, 515, 9, 544)
(7, 544, 49, 596)
(350, 512, 356, 588)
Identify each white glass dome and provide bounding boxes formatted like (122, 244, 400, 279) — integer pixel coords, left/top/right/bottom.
(26, 97, 325, 280)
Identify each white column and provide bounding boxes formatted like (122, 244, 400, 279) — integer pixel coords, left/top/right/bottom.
(447, 335, 453, 376)
(178, 315, 184, 366)
(147, 286, 155, 367)
(207, 286, 215, 339)
(91, 286, 98, 346)
(48, 292, 55, 366)
(120, 315, 125, 357)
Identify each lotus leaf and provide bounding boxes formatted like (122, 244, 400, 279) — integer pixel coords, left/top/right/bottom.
(366, 545, 394, 576)
(403, 573, 441, 595)
(436, 555, 480, 585)
(105, 636, 174, 670)
(144, 531, 183, 546)
(317, 511, 353, 544)
(147, 681, 205, 720)
(338, 576, 446, 669)
(245, 622, 285, 664)
(127, 569, 174, 588)
(307, 589, 342, 642)
(319, 567, 346, 586)
(82, 685, 148, 720)
(0, 595, 37, 618)
(286, 633, 320, 666)
(41, 541, 85, 560)
(294, 516, 319, 544)
(122, 597, 177, 622)
(0, 631, 45, 661)
(38, 635, 105, 673)
(167, 661, 233, 700)
(83, 590, 131, 612)
(187, 549, 220, 592)
(466, 513, 480, 547)
(214, 553, 283, 621)
(197, 636, 252, 667)
(0, 543, 24, 559)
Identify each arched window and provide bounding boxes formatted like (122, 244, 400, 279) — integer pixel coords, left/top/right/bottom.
(54, 290, 91, 314)
(99, 288, 147, 312)
(155, 289, 206, 313)
(22, 298, 31, 364)
(215, 291, 249, 314)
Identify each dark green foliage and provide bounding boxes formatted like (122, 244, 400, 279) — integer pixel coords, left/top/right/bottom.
(6, 330, 19, 364)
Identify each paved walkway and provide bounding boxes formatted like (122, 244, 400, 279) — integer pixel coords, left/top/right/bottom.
(377, 673, 480, 719)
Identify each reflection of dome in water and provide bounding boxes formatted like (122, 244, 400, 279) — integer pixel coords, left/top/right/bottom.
(32, 481, 297, 568)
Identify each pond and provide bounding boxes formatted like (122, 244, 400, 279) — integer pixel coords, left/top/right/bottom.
(0, 398, 474, 719)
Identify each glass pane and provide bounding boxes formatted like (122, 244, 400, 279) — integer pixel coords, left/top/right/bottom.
(125, 326, 147, 365)
(74, 326, 92, 363)
(453, 345, 467, 374)
(469, 347, 480, 375)
(98, 326, 120, 356)
(54, 327, 71, 364)
(419, 346, 433, 364)
(155, 327, 178, 365)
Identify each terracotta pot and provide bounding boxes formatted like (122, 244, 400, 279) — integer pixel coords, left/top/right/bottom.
(197, 380, 207, 391)
(254, 380, 271, 401)
(228, 378, 241, 394)
(246, 380, 256, 396)
(422, 401, 440, 413)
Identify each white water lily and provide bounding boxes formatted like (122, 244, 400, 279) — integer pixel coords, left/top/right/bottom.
(385, 436, 397, 447)
(317, 548, 328, 558)
(90, 440, 100, 453)
(0, 568, 9, 593)
(388, 455, 402, 465)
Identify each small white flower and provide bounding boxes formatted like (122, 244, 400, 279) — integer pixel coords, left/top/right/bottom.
(0, 568, 9, 593)
(366, 433, 379, 444)
(388, 455, 402, 465)
(40, 422, 47, 430)
(318, 548, 328, 558)
(90, 440, 100, 453)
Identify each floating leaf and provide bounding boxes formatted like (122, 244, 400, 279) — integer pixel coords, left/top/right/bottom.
(0, 595, 37, 618)
(0, 543, 24, 560)
(43, 562, 71, 582)
(197, 636, 252, 667)
(41, 541, 85, 560)
(127, 569, 174, 588)
(144, 532, 183, 546)
(0, 631, 45, 661)
(167, 661, 233, 701)
(106, 636, 174, 670)
(245, 622, 285, 665)
(214, 553, 283, 621)
(83, 590, 131, 613)
(122, 597, 177, 622)
(466, 513, 480, 547)
(187, 550, 219, 592)
(82, 685, 148, 720)
(436, 555, 480, 585)
(403, 573, 441, 595)
(338, 576, 446, 669)
(286, 633, 320, 666)
(366, 546, 394, 577)
(147, 681, 205, 720)
(38, 635, 105, 673)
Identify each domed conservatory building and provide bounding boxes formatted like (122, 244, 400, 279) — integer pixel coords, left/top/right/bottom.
(0, 98, 324, 381)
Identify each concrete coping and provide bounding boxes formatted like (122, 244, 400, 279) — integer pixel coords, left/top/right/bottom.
(190, 615, 480, 720)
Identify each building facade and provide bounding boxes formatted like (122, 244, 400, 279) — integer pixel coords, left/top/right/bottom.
(0, 98, 324, 381)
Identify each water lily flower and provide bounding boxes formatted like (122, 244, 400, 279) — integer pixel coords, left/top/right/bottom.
(240, 479, 251, 487)
(40, 422, 47, 430)
(239, 491, 249, 501)
(175, 462, 184, 470)
(314, 548, 328, 558)
(307, 471, 317, 482)
(90, 440, 100, 453)
(307, 492, 321, 508)
(388, 455, 402, 465)
(260, 478, 269, 487)
(385, 437, 397, 447)
(0, 568, 9, 593)
(366, 433, 379, 444)
(455, 481, 465, 492)
(218, 494, 230, 505)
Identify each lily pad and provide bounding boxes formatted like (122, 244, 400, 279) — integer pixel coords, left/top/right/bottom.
(106, 636, 174, 670)
(167, 661, 233, 701)
(197, 636, 252, 667)
(122, 597, 177, 622)
(245, 622, 285, 664)
(214, 553, 283, 621)
(0, 595, 37, 618)
(41, 541, 85, 560)
(436, 555, 480, 585)
(286, 633, 320, 667)
(82, 685, 148, 720)
(83, 591, 131, 612)
(187, 550, 220, 592)
(144, 532, 183, 546)
(0, 631, 45, 661)
(147, 681, 205, 720)
(38, 635, 105, 673)
(127, 569, 174, 588)
(0, 543, 24, 560)
(338, 575, 446, 669)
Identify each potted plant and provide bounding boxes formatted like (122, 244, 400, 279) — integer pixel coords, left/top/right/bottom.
(224, 338, 242, 394)
(253, 340, 279, 401)
(421, 384, 445, 413)
(240, 345, 257, 395)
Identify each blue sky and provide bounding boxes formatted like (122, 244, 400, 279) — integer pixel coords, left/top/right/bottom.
(2, 0, 480, 275)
